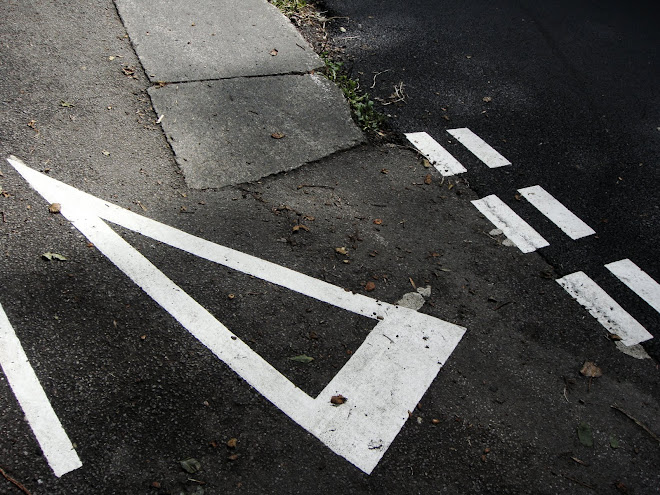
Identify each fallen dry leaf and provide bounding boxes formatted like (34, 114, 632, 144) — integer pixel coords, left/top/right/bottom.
(49, 203, 61, 214)
(580, 361, 602, 378)
(422, 158, 431, 168)
(271, 131, 285, 139)
(331, 395, 347, 405)
(424, 174, 432, 185)
(373, 218, 383, 225)
(335, 247, 348, 255)
(227, 438, 237, 448)
(270, 49, 278, 56)
(365, 281, 376, 292)
(483, 96, 492, 103)
(292, 224, 309, 232)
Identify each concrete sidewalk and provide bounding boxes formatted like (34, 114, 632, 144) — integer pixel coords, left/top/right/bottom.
(115, 0, 363, 188)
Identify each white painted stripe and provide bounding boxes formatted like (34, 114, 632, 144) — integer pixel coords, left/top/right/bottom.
(472, 195, 549, 253)
(405, 132, 467, 176)
(447, 128, 511, 168)
(7, 156, 465, 475)
(518, 185, 595, 240)
(556, 272, 653, 346)
(0, 302, 82, 477)
(606, 259, 660, 315)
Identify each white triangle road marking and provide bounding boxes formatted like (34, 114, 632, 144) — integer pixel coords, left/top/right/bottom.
(6, 156, 466, 475)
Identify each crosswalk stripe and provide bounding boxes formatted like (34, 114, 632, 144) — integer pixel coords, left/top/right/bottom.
(447, 128, 511, 168)
(405, 131, 467, 176)
(518, 185, 595, 240)
(556, 271, 653, 346)
(472, 195, 549, 253)
(605, 259, 660, 315)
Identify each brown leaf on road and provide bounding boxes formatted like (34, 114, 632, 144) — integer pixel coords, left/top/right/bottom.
(424, 174, 432, 184)
(227, 438, 237, 448)
(580, 361, 602, 378)
(365, 281, 376, 292)
(271, 131, 285, 139)
(373, 218, 383, 225)
(331, 395, 347, 405)
(49, 203, 61, 214)
(292, 224, 309, 232)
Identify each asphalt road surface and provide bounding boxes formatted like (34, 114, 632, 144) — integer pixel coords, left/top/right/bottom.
(320, 0, 660, 360)
(1, 1, 659, 493)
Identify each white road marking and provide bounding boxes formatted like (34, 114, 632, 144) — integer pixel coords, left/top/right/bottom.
(7, 156, 465, 475)
(471, 195, 549, 253)
(405, 132, 467, 176)
(556, 272, 653, 346)
(0, 302, 82, 477)
(446, 128, 511, 168)
(606, 259, 660, 315)
(518, 185, 595, 240)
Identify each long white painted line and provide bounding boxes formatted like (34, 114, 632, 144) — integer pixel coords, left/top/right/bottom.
(606, 259, 660, 315)
(0, 302, 82, 477)
(405, 132, 467, 176)
(472, 195, 549, 253)
(518, 185, 595, 240)
(7, 156, 465, 475)
(556, 272, 653, 346)
(6, 156, 385, 322)
(446, 128, 511, 168)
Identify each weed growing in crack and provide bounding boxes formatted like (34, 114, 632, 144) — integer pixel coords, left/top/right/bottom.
(321, 53, 386, 133)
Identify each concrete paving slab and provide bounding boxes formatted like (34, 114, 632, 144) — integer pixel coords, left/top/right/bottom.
(148, 74, 365, 188)
(115, 0, 323, 82)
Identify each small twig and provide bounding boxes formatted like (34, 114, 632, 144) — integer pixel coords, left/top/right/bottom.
(494, 301, 513, 311)
(370, 69, 391, 89)
(0, 467, 31, 495)
(611, 404, 660, 443)
(1, 211, 6, 223)
(563, 385, 569, 403)
(296, 184, 335, 190)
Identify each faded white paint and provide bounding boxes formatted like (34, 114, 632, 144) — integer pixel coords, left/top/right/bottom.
(518, 185, 595, 240)
(556, 271, 652, 346)
(405, 132, 467, 176)
(472, 195, 549, 253)
(447, 128, 511, 168)
(606, 259, 660, 315)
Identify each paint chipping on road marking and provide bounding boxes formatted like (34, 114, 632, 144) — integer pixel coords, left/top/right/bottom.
(405, 132, 467, 176)
(0, 302, 82, 477)
(518, 185, 595, 240)
(556, 271, 653, 346)
(606, 259, 660, 315)
(447, 128, 511, 168)
(472, 195, 549, 253)
(7, 155, 465, 475)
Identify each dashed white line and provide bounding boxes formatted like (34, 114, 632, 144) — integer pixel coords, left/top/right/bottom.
(518, 185, 595, 240)
(447, 128, 511, 168)
(605, 259, 660, 315)
(472, 195, 549, 253)
(556, 272, 653, 346)
(405, 131, 467, 176)
(0, 302, 82, 478)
